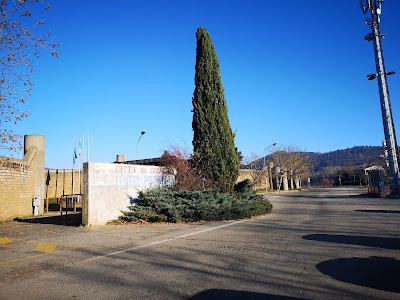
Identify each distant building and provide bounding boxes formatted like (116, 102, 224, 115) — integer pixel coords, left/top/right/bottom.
(364, 166, 386, 197)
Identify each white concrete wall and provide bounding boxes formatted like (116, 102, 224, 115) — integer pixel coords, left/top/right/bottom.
(82, 162, 173, 226)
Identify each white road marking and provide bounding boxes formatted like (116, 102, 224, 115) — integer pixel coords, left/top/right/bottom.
(79, 218, 253, 264)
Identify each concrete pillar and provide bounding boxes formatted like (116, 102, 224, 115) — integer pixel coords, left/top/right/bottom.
(24, 134, 45, 215)
(275, 166, 280, 190)
(295, 176, 301, 189)
(116, 154, 126, 162)
(283, 171, 289, 191)
(268, 162, 274, 191)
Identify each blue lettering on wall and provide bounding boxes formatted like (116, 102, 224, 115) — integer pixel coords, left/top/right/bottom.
(115, 173, 175, 190)
(115, 175, 140, 190)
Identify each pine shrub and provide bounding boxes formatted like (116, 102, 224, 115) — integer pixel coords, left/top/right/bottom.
(234, 179, 254, 193)
(120, 189, 272, 223)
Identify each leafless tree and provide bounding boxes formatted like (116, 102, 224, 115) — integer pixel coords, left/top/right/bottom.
(271, 145, 312, 190)
(1, 0, 59, 154)
(321, 166, 343, 186)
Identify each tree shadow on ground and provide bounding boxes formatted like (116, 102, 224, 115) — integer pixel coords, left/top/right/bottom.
(188, 289, 308, 300)
(14, 212, 82, 226)
(355, 209, 400, 215)
(303, 233, 400, 250)
(317, 256, 400, 293)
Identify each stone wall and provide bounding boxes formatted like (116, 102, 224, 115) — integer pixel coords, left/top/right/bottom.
(238, 169, 269, 190)
(0, 149, 37, 220)
(0, 135, 45, 221)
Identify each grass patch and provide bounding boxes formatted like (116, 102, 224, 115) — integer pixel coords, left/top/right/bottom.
(45, 198, 59, 205)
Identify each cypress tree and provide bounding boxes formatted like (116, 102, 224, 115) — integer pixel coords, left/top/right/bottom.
(192, 26, 239, 192)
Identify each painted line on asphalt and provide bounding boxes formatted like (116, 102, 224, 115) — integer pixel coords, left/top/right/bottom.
(0, 246, 80, 265)
(0, 237, 14, 246)
(0, 253, 51, 265)
(79, 218, 253, 264)
(34, 242, 58, 253)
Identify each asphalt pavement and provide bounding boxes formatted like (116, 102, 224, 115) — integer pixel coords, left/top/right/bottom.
(0, 187, 399, 300)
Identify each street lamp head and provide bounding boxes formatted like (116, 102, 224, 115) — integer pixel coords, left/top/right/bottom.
(387, 71, 395, 76)
(264, 143, 277, 156)
(264, 143, 277, 152)
(137, 130, 146, 159)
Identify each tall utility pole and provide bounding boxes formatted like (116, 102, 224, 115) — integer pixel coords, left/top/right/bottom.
(361, 0, 400, 196)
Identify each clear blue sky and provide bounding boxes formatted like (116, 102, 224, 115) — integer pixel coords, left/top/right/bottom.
(12, 0, 400, 169)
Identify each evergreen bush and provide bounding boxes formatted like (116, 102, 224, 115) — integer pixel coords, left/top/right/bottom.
(234, 179, 254, 193)
(119, 188, 272, 223)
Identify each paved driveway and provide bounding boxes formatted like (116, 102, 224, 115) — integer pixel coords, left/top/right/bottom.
(0, 187, 399, 299)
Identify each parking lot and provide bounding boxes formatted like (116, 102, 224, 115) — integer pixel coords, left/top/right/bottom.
(1, 187, 399, 300)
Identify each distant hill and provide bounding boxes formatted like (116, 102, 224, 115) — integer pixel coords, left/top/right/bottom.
(306, 146, 385, 172)
(260, 146, 387, 172)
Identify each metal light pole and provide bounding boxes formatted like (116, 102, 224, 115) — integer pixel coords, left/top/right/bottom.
(263, 142, 277, 191)
(137, 130, 146, 160)
(361, 0, 400, 195)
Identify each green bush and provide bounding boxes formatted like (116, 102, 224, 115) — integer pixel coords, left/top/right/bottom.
(119, 189, 272, 223)
(234, 179, 254, 193)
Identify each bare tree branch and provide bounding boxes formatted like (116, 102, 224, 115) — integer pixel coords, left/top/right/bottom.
(1, 0, 59, 154)
(271, 145, 312, 189)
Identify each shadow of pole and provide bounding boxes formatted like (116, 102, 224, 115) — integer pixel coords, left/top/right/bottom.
(303, 233, 400, 250)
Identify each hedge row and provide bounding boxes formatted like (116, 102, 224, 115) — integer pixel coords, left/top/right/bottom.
(119, 188, 272, 223)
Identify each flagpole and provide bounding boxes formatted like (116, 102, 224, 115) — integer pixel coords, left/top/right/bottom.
(92, 133, 94, 162)
(82, 132, 84, 159)
(87, 130, 90, 162)
(72, 137, 76, 206)
(78, 139, 80, 200)
(78, 132, 83, 203)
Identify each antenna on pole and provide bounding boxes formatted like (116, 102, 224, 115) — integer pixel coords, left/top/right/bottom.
(361, 0, 400, 196)
(359, 0, 369, 14)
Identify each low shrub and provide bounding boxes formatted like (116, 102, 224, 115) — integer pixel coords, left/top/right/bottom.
(234, 179, 254, 193)
(119, 189, 272, 223)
